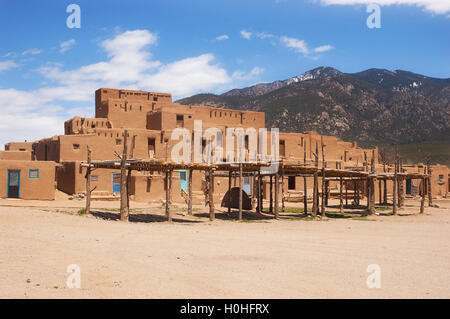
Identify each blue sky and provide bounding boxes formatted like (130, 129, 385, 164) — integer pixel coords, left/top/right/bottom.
(0, 0, 448, 146)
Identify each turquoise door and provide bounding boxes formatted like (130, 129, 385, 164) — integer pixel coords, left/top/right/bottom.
(179, 170, 187, 192)
(7, 170, 20, 198)
(112, 173, 121, 194)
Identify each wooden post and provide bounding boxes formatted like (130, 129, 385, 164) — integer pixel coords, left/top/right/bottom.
(274, 172, 279, 219)
(398, 159, 404, 208)
(303, 140, 308, 215)
(393, 154, 398, 215)
(258, 172, 264, 213)
(126, 135, 136, 211)
(303, 177, 308, 215)
(313, 142, 319, 217)
(427, 162, 433, 207)
(85, 146, 92, 215)
(368, 177, 376, 214)
(252, 172, 257, 211)
(353, 180, 357, 206)
(313, 171, 318, 218)
(209, 168, 215, 221)
(188, 167, 193, 216)
(164, 168, 173, 222)
(281, 168, 285, 212)
(378, 179, 382, 205)
(228, 170, 232, 214)
(120, 130, 129, 222)
(420, 177, 425, 214)
(368, 150, 376, 214)
(383, 160, 388, 204)
(239, 162, 243, 221)
(345, 181, 348, 207)
(339, 177, 344, 213)
(269, 175, 273, 213)
(321, 136, 326, 217)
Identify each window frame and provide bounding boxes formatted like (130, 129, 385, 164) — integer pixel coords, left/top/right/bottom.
(29, 169, 39, 179)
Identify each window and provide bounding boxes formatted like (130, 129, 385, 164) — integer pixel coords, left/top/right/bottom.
(91, 175, 99, 182)
(73, 144, 80, 150)
(176, 114, 184, 127)
(288, 176, 296, 190)
(279, 140, 286, 157)
(439, 175, 444, 179)
(29, 169, 39, 179)
(153, 97, 158, 101)
(116, 139, 122, 145)
(19, 148, 26, 151)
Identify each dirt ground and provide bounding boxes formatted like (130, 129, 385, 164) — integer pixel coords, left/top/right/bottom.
(0, 195, 449, 299)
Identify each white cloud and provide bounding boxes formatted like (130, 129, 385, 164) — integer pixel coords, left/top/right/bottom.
(216, 34, 229, 41)
(280, 36, 334, 57)
(232, 67, 264, 81)
(0, 60, 18, 72)
(0, 29, 258, 146)
(140, 54, 232, 97)
(255, 32, 275, 39)
(59, 39, 76, 53)
(240, 29, 252, 39)
(313, 45, 334, 53)
(22, 48, 42, 55)
(280, 36, 309, 54)
(318, 0, 450, 15)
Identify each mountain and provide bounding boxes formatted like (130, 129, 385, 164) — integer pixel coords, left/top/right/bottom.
(177, 67, 450, 150)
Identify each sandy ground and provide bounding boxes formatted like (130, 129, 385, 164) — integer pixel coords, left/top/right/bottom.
(0, 196, 449, 299)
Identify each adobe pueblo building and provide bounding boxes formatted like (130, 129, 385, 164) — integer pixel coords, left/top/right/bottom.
(0, 88, 448, 211)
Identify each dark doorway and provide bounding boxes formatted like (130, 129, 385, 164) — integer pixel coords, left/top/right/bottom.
(288, 176, 296, 190)
(148, 138, 155, 158)
(406, 179, 412, 195)
(7, 170, 20, 198)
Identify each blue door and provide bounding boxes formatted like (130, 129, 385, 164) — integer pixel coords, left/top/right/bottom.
(179, 170, 187, 192)
(406, 179, 411, 194)
(112, 173, 121, 194)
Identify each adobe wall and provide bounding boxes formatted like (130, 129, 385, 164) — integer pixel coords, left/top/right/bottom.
(0, 160, 55, 200)
(4, 142, 33, 152)
(0, 151, 31, 161)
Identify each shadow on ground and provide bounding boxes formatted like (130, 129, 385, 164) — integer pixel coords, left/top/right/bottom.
(90, 211, 202, 223)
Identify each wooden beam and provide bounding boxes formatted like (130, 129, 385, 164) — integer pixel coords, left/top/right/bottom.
(120, 130, 129, 222)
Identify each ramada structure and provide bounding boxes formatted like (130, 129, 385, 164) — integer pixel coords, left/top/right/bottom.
(0, 88, 448, 220)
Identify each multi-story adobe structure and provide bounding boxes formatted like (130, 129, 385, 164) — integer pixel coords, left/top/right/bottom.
(0, 88, 448, 203)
